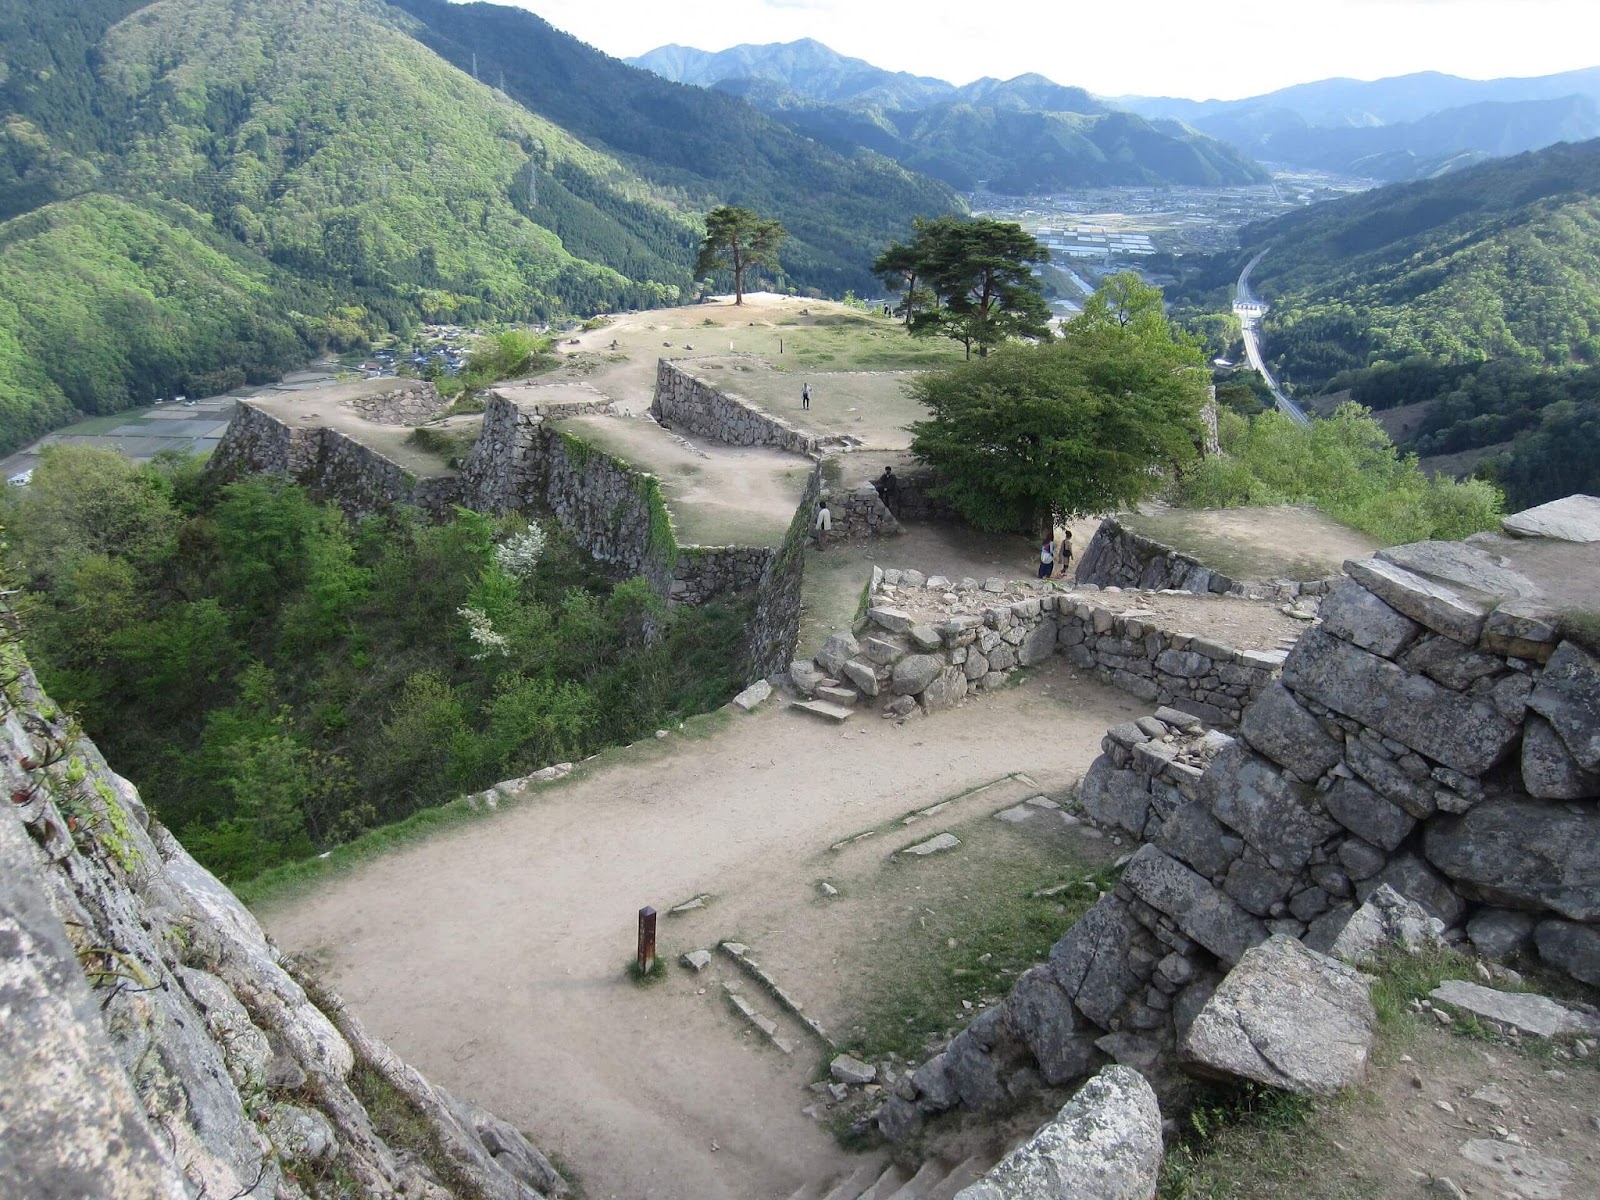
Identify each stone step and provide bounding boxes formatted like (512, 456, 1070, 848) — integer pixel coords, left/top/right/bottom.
(820, 1161, 889, 1200)
(815, 685, 858, 707)
(899, 832, 960, 857)
(721, 983, 796, 1055)
(883, 1160, 946, 1200)
(924, 1154, 991, 1200)
(857, 1163, 910, 1200)
(719, 942, 835, 1050)
(794, 699, 855, 723)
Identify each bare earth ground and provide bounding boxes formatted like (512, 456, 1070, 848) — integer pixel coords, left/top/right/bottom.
(558, 411, 814, 548)
(1121, 504, 1383, 582)
(261, 661, 1147, 1200)
(245, 384, 464, 477)
(688, 357, 926, 450)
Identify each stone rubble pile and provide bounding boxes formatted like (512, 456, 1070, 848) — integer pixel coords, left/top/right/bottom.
(875, 505, 1600, 1149)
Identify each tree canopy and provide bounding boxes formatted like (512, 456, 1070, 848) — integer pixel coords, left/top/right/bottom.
(696, 206, 786, 305)
(908, 274, 1207, 534)
(877, 216, 1052, 359)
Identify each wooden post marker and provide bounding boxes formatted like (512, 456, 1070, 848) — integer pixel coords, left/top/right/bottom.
(637, 906, 657, 976)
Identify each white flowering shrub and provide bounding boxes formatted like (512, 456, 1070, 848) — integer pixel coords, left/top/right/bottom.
(495, 523, 547, 579)
(457, 605, 509, 659)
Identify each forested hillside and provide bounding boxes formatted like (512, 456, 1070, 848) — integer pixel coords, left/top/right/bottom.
(1171, 139, 1600, 508)
(388, 1, 962, 298)
(630, 37, 1269, 192)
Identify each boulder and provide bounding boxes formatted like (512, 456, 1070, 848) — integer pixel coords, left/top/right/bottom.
(1121, 845, 1267, 966)
(911, 1053, 958, 1112)
(1180, 935, 1374, 1095)
(909, 624, 944, 652)
(1154, 798, 1239, 879)
(1522, 715, 1600, 799)
(816, 632, 859, 676)
(1202, 742, 1340, 872)
(954, 1066, 1162, 1200)
(1079, 756, 1152, 839)
(1343, 737, 1436, 819)
(1344, 557, 1489, 645)
(1316, 579, 1423, 658)
(1430, 980, 1600, 1038)
(1534, 919, 1600, 987)
(1360, 852, 1466, 927)
(1223, 860, 1295, 917)
(1423, 799, 1600, 922)
(1018, 621, 1058, 667)
(1322, 777, 1415, 853)
(1527, 641, 1600, 772)
(943, 1025, 1009, 1112)
(1048, 896, 1151, 1028)
(1003, 966, 1105, 1086)
(842, 659, 880, 697)
(1400, 635, 1506, 691)
(861, 634, 905, 666)
(1481, 600, 1562, 661)
(1282, 627, 1519, 775)
(1466, 909, 1538, 962)
(920, 667, 969, 713)
(1501, 494, 1600, 542)
(1376, 540, 1540, 605)
(1327, 884, 1444, 964)
(892, 654, 944, 696)
(868, 606, 914, 634)
(1239, 682, 1344, 782)
(789, 659, 825, 697)
(730, 680, 772, 712)
(830, 1054, 876, 1085)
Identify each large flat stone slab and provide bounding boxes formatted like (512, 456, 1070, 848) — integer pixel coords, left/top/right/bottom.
(1181, 935, 1374, 1095)
(1121, 845, 1267, 965)
(1429, 979, 1600, 1038)
(954, 1066, 1162, 1200)
(1502, 495, 1600, 542)
(1344, 557, 1490, 645)
(1422, 797, 1600, 921)
(792, 699, 854, 723)
(901, 833, 960, 856)
(1282, 627, 1519, 775)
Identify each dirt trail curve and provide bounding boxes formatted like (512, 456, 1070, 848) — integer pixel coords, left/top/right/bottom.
(261, 663, 1147, 1200)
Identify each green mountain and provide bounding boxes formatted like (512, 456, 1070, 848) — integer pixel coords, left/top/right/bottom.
(629, 38, 1270, 193)
(0, 0, 963, 454)
(1172, 139, 1600, 507)
(386, 1, 963, 298)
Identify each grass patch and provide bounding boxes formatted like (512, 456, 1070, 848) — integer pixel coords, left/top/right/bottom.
(1559, 610, 1600, 656)
(1120, 509, 1349, 583)
(404, 424, 479, 469)
(1157, 1084, 1373, 1200)
(838, 847, 1120, 1062)
(626, 956, 668, 986)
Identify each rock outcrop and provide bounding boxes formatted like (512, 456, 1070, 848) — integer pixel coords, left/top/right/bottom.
(1, 647, 562, 1199)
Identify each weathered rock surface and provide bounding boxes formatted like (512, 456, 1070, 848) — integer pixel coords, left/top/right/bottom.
(1343, 557, 1489, 645)
(1527, 641, 1600, 772)
(1466, 908, 1538, 962)
(730, 679, 772, 711)
(816, 631, 859, 676)
(1048, 896, 1151, 1028)
(1080, 754, 1153, 837)
(1121, 845, 1267, 965)
(892, 654, 944, 695)
(1423, 799, 1600, 921)
(1430, 980, 1600, 1038)
(1283, 627, 1519, 775)
(1317, 579, 1423, 657)
(1500, 494, 1600, 542)
(1323, 778, 1415, 853)
(1239, 681, 1344, 782)
(954, 1066, 1162, 1200)
(1003, 966, 1104, 1086)
(1181, 935, 1374, 1095)
(1202, 741, 1340, 872)
(1533, 919, 1600, 987)
(1521, 714, 1600, 799)
(1327, 884, 1444, 964)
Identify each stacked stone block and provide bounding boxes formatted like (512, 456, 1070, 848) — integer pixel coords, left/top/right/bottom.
(337, 380, 447, 425)
(1076, 515, 1337, 600)
(827, 482, 902, 540)
(879, 518, 1600, 1143)
(652, 358, 819, 456)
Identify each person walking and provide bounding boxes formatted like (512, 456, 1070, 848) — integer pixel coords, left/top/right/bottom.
(1038, 536, 1055, 579)
(814, 496, 831, 549)
(1055, 528, 1074, 579)
(801, 382, 811, 410)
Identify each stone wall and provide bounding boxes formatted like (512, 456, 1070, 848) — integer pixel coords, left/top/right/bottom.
(1076, 515, 1336, 600)
(828, 482, 902, 540)
(876, 509, 1600, 1143)
(1, 646, 562, 1200)
(339, 380, 447, 425)
(744, 464, 824, 677)
(796, 571, 1285, 727)
(209, 401, 463, 519)
(653, 358, 819, 456)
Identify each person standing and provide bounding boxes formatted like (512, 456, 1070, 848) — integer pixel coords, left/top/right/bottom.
(1056, 528, 1074, 579)
(1038, 536, 1055, 579)
(814, 496, 831, 549)
(875, 465, 899, 514)
(801, 382, 811, 410)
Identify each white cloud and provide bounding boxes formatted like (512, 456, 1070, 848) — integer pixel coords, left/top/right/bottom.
(493, 0, 1598, 99)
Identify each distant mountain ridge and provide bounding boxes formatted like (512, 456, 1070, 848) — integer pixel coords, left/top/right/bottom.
(628, 38, 1269, 192)
(1120, 68, 1600, 180)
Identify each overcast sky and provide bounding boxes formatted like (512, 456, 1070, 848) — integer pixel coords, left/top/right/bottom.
(486, 0, 1598, 100)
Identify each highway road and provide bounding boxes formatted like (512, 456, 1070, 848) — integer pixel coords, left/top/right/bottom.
(1233, 250, 1311, 427)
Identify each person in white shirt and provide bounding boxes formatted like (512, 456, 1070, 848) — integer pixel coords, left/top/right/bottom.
(814, 497, 831, 549)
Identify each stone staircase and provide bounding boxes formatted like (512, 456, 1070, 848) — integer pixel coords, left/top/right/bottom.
(785, 1150, 1000, 1200)
(791, 676, 859, 723)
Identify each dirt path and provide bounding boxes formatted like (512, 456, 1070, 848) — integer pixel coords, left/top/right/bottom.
(261, 661, 1145, 1200)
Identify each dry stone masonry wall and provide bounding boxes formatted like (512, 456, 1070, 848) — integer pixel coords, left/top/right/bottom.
(209, 401, 461, 519)
(793, 570, 1285, 727)
(1077, 515, 1337, 600)
(827, 482, 902, 540)
(0, 649, 562, 1200)
(338, 379, 447, 425)
(653, 358, 819, 456)
(876, 501, 1600, 1145)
